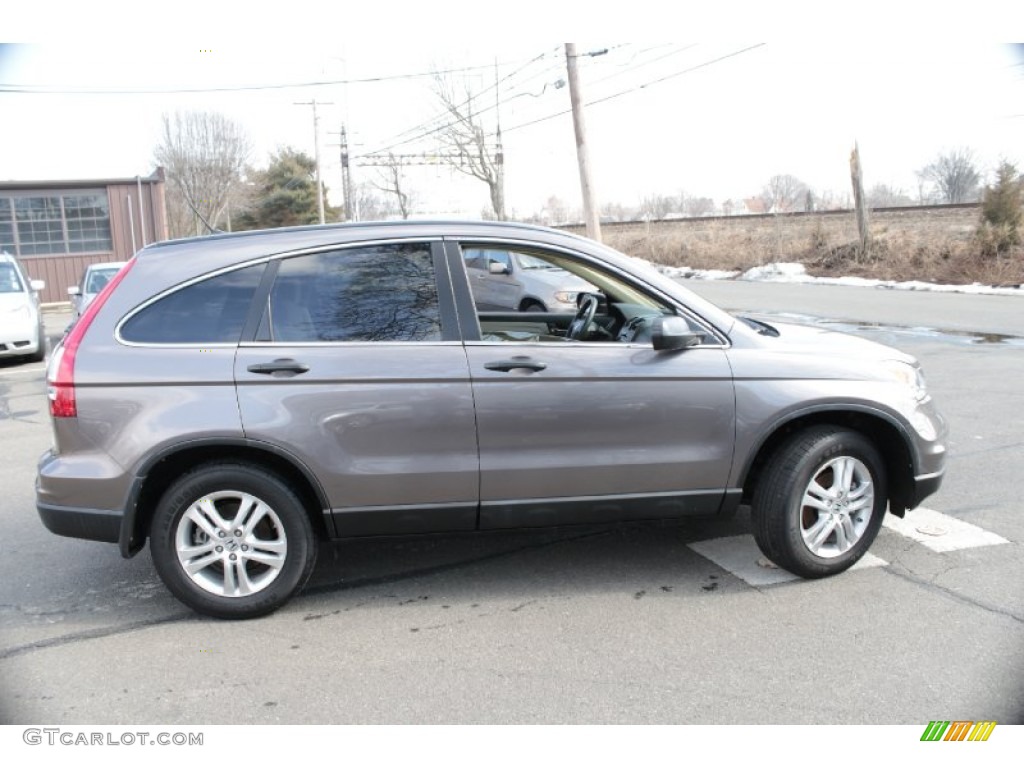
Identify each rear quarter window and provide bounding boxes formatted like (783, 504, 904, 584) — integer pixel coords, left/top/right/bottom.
(120, 263, 265, 344)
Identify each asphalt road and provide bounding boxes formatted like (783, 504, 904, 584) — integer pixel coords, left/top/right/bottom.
(1, 287, 1021, 725)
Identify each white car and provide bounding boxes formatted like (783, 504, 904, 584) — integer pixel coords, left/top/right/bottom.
(68, 261, 127, 320)
(0, 251, 46, 363)
(463, 247, 596, 312)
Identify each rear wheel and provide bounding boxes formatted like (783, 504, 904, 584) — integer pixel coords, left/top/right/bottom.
(751, 426, 887, 578)
(150, 463, 317, 619)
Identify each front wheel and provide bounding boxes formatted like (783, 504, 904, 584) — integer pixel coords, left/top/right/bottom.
(150, 463, 317, 619)
(751, 426, 887, 578)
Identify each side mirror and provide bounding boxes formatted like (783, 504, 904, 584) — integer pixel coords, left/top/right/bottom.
(488, 261, 510, 275)
(67, 286, 81, 296)
(30, 279, 45, 292)
(652, 316, 701, 351)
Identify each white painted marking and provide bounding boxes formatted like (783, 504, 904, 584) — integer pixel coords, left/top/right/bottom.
(688, 535, 887, 587)
(0, 364, 45, 377)
(883, 507, 1009, 552)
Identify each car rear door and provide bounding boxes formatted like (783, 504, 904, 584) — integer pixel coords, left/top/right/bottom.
(234, 240, 480, 537)
(445, 240, 737, 530)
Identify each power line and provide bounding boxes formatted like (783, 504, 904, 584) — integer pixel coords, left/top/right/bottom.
(359, 49, 560, 157)
(585, 43, 699, 89)
(365, 44, 756, 158)
(0, 58, 537, 95)
(502, 44, 767, 135)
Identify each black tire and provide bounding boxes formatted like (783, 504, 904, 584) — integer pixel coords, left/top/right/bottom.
(521, 300, 546, 312)
(150, 462, 317, 619)
(751, 426, 887, 578)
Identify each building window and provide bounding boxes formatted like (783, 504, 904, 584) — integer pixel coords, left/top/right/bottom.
(0, 191, 113, 257)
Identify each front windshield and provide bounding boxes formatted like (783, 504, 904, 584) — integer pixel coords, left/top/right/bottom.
(0, 263, 25, 293)
(517, 252, 560, 270)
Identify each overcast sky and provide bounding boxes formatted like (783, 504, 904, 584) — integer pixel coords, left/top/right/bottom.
(2, 9, 1022, 218)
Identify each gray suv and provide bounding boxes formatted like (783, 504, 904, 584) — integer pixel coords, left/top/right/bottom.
(36, 221, 947, 619)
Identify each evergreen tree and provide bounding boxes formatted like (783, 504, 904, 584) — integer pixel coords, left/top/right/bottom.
(235, 148, 339, 230)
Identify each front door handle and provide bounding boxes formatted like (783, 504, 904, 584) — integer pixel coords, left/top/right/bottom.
(247, 358, 310, 376)
(484, 357, 547, 373)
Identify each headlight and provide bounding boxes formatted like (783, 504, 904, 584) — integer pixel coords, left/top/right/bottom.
(881, 360, 928, 401)
(554, 291, 579, 304)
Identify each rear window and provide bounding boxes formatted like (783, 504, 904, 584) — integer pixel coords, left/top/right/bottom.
(120, 263, 264, 344)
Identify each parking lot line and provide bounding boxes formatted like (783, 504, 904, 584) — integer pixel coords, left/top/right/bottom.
(0, 364, 45, 377)
(687, 535, 887, 587)
(882, 507, 1010, 552)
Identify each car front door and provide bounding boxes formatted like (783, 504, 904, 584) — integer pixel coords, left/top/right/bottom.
(234, 241, 479, 537)
(463, 248, 521, 310)
(446, 240, 737, 530)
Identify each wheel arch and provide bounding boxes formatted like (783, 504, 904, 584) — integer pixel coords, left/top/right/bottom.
(739, 407, 917, 518)
(518, 296, 546, 311)
(120, 439, 332, 557)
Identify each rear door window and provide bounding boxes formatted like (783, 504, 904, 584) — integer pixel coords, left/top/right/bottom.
(256, 243, 444, 343)
(120, 263, 265, 344)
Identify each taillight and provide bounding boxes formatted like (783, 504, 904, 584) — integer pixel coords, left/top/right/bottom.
(48, 258, 136, 418)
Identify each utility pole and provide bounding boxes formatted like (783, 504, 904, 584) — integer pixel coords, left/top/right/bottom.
(494, 58, 506, 221)
(295, 99, 333, 224)
(850, 142, 871, 261)
(340, 124, 354, 222)
(565, 43, 601, 242)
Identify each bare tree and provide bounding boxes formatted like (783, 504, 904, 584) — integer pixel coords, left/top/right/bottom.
(154, 111, 250, 237)
(599, 201, 634, 222)
(759, 174, 809, 213)
(372, 154, 414, 220)
(354, 182, 396, 221)
(917, 147, 981, 203)
(542, 195, 570, 224)
(432, 73, 505, 220)
(867, 184, 914, 207)
(684, 196, 715, 217)
(639, 193, 676, 220)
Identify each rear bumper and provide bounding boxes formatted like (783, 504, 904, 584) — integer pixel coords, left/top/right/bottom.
(37, 502, 121, 543)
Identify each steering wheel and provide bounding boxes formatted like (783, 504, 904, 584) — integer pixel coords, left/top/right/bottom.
(565, 294, 599, 341)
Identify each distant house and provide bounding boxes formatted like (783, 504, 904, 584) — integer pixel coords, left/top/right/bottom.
(743, 197, 770, 215)
(0, 169, 167, 303)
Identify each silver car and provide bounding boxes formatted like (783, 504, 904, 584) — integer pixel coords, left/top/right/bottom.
(36, 221, 947, 619)
(67, 261, 127, 320)
(463, 247, 596, 312)
(0, 251, 46, 363)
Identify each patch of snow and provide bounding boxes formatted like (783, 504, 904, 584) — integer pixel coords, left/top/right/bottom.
(634, 256, 1023, 296)
(740, 262, 808, 281)
(629, 256, 740, 280)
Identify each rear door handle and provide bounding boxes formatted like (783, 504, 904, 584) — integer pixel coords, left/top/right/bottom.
(484, 357, 547, 373)
(246, 358, 310, 376)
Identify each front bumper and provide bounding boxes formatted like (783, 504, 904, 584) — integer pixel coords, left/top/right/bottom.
(908, 469, 944, 510)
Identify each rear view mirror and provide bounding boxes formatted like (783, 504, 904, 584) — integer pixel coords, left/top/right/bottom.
(488, 261, 510, 275)
(652, 316, 701, 351)
(30, 279, 45, 292)
(68, 286, 81, 296)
